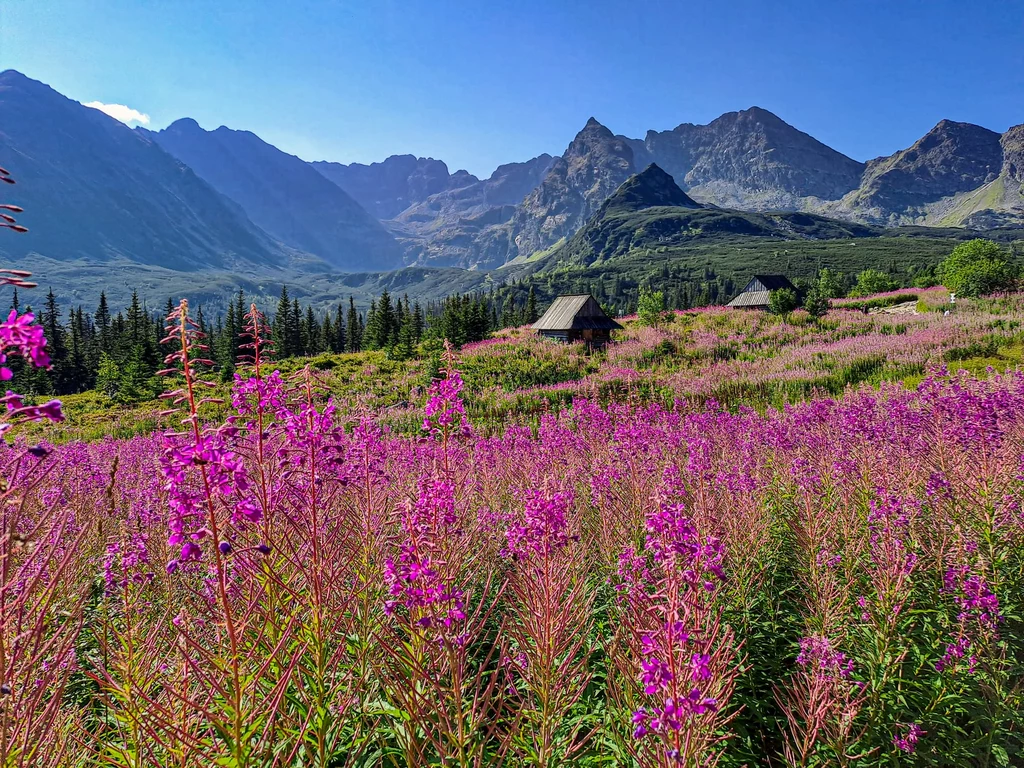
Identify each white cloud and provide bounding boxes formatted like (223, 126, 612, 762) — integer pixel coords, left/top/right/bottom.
(84, 101, 151, 126)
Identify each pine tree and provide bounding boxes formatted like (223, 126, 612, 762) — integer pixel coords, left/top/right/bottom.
(396, 310, 416, 361)
(234, 289, 246, 360)
(364, 299, 379, 350)
(220, 301, 237, 373)
(196, 305, 208, 338)
(126, 290, 145, 351)
(68, 306, 89, 390)
(290, 299, 304, 356)
(333, 304, 346, 353)
(43, 289, 71, 394)
(95, 292, 112, 354)
(303, 305, 320, 355)
(96, 352, 121, 399)
(347, 298, 360, 352)
(320, 312, 334, 354)
(525, 286, 538, 324)
(412, 301, 424, 343)
(274, 286, 292, 357)
(376, 291, 396, 349)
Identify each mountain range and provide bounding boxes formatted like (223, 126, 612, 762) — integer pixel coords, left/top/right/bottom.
(0, 68, 1022, 309)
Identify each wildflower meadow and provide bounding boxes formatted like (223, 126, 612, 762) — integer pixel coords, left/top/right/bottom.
(0, 289, 1019, 767)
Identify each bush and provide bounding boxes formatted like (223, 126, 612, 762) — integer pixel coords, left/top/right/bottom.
(803, 287, 830, 319)
(637, 288, 669, 328)
(849, 268, 898, 297)
(938, 239, 1018, 298)
(768, 288, 799, 316)
(816, 268, 845, 299)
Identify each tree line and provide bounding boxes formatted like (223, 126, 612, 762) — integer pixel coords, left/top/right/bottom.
(13, 283, 543, 402)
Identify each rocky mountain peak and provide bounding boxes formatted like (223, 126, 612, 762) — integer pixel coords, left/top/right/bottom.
(846, 119, 1004, 217)
(1001, 124, 1024, 183)
(605, 164, 701, 212)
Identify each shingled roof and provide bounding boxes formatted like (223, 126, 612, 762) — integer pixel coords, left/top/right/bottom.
(727, 274, 795, 308)
(532, 295, 624, 331)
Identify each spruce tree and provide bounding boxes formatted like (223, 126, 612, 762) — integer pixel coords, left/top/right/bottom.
(334, 304, 346, 353)
(320, 312, 334, 354)
(364, 300, 379, 350)
(525, 286, 538, 324)
(42, 289, 71, 394)
(95, 292, 112, 355)
(412, 301, 424, 343)
(274, 285, 292, 357)
(220, 302, 237, 372)
(347, 298, 360, 352)
(290, 298, 303, 356)
(376, 291, 396, 350)
(303, 305, 320, 355)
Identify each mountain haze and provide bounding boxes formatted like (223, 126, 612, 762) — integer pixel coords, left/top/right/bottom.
(312, 155, 461, 220)
(477, 118, 637, 265)
(147, 119, 404, 272)
(0, 70, 284, 272)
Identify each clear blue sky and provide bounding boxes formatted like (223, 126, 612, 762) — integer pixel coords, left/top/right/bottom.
(1, 0, 1021, 178)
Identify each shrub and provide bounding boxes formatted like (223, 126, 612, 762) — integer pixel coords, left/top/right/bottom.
(637, 287, 669, 327)
(768, 288, 799, 316)
(803, 287, 830, 319)
(816, 268, 845, 299)
(849, 268, 898, 297)
(938, 238, 1018, 297)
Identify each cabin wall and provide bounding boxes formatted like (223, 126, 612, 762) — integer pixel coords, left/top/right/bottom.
(537, 329, 613, 348)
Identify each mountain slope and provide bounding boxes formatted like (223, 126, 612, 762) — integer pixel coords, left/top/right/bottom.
(387, 153, 555, 268)
(542, 164, 881, 268)
(312, 152, 555, 268)
(478, 118, 637, 265)
(601, 163, 702, 212)
(148, 119, 404, 272)
(0, 70, 284, 271)
(831, 120, 1004, 224)
(312, 154, 460, 219)
(637, 107, 866, 209)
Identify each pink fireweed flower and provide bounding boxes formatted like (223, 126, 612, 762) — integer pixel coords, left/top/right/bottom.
(936, 562, 1001, 674)
(423, 370, 470, 436)
(0, 310, 51, 372)
(796, 636, 854, 680)
(103, 533, 154, 594)
(231, 369, 287, 419)
(1, 391, 64, 424)
(160, 429, 253, 569)
(383, 544, 466, 629)
(644, 499, 725, 588)
(383, 480, 466, 632)
(503, 488, 575, 559)
(893, 722, 924, 753)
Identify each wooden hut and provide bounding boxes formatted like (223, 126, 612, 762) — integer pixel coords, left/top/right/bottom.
(726, 274, 795, 309)
(532, 294, 623, 347)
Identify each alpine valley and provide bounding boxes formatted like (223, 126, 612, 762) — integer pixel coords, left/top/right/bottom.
(1, 69, 1022, 310)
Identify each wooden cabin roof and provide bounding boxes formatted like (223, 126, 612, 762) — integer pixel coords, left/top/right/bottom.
(532, 294, 624, 331)
(726, 274, 795, 308)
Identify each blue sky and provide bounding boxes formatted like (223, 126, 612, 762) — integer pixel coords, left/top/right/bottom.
(1, 0, 1021, 178)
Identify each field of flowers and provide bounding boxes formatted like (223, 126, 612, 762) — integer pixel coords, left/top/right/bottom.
(1, 291, 1023, 767)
